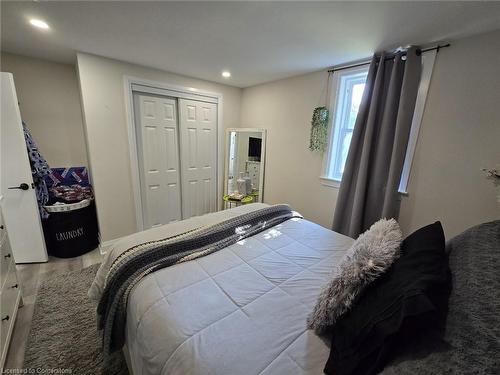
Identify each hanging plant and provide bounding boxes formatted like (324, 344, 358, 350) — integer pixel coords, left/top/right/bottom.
(309, 106, 329, 152)
(481, 166, 500, 203)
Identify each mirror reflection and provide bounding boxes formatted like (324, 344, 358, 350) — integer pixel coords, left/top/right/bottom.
(224, 129, 266, 207)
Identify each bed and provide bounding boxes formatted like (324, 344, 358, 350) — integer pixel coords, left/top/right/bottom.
(90, 203, 500, 375)
(90, 203, 354, 375)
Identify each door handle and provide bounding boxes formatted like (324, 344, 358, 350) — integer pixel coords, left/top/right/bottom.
(1, 316, 9, 322)
(8, 183, 30, 190)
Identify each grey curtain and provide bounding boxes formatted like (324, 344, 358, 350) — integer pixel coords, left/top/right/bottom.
(332, 47, 422, 238)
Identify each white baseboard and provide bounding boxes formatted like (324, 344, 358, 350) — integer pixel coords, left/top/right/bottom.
(99, 238, 118, 255)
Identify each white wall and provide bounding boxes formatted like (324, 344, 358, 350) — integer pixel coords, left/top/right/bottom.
(398, 29, 500, 238)
(77, 53, 242, 242)
(241, 29, 500, 239)
(24, 28, 495, 243)
(241, 71, 338, 227)
(1, 52, 88, 167)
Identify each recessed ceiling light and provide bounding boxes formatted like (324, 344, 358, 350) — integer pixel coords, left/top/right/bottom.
(29, 19, 50, 29)
(222, 71, 231, 78)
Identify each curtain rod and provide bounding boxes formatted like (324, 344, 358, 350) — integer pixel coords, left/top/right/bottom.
(327, 43, 450, 73)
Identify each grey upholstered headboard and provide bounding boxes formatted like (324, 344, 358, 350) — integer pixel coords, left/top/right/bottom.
(383, 220, 500, 374)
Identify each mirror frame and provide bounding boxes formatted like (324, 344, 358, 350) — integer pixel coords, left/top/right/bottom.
(224, 128, 267, 203)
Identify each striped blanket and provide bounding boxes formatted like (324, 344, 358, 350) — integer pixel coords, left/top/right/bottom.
(97, 204, 300, 354)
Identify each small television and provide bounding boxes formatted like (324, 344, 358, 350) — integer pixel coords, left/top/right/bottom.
(248, 137, 262, 161)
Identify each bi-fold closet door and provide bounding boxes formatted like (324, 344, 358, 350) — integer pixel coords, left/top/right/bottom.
(134, 92, 217, 229)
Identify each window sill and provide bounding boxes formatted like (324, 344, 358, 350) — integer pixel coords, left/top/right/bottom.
(321, 176, 409, 196)
(320, 176, 341, 189)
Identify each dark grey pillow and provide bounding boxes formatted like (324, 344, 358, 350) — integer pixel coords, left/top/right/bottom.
(308, 218, 402, 335)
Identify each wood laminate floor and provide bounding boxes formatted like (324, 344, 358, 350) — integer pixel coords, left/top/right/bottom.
(4, 248, 103, 370)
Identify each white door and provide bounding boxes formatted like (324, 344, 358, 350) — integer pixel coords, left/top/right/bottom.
(0, 73, 48, 263)
(135, 93, 182, 228)
(179, 99, 217, 219)
(228, 131, 237, 179)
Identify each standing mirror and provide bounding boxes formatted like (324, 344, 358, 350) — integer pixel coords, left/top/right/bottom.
(224, 128, 266, 207)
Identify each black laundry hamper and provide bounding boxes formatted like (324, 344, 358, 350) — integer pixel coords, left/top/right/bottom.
(42, 200, 99, 258)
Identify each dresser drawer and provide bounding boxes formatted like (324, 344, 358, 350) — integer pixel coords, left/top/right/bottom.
(1, 263, 20, 313)
(0, 235, 12, 290)
(0, 230, 10, 258)
(0, 214, 5, 251)
(0, 264, 21, 364)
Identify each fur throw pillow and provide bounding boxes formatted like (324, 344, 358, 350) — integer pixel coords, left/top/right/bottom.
(308, 218, 403, 335)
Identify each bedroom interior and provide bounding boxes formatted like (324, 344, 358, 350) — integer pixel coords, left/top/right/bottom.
(0, 1, 499, 374)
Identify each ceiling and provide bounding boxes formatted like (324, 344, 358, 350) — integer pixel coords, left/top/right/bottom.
(2, 1, 500, 88)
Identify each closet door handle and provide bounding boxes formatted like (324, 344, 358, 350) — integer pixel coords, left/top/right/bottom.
(8, 183, 30, 191)
(4, 254, 11, 259)
(1, 316, 9, 322)
(11, 284, 18, 289)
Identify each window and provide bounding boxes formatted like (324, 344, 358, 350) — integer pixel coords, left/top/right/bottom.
(321, 50, 437, 193)
(322, 66, 369, 182)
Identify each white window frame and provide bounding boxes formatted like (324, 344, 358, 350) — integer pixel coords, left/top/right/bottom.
(398, 50, 437, 194)
(321, 50, 437, 194)
(321, 65, 369, 187)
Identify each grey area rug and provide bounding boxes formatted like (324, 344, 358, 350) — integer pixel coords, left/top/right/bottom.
(23, 264, 128, 375)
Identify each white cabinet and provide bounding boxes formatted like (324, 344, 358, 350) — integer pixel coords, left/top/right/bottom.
(0, 200, 22, 370)
(245, 161, 261, 190)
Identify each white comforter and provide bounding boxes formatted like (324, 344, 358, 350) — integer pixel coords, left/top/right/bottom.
(90, 204, 354, 375)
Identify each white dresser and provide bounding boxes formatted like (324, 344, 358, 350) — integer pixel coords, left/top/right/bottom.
(0, 197, 22, 370)
(245, 161, 261, 189)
